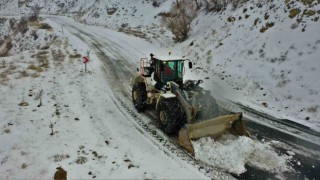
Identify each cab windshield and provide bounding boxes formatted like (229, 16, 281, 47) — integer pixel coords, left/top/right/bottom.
(158, 60, 184, 83)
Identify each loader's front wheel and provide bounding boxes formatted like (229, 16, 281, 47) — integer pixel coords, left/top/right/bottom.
(132, 82, 147, 112)
(157, 98, 184, 135)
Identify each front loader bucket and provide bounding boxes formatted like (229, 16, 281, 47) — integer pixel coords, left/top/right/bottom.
(178, 113, 249, 155)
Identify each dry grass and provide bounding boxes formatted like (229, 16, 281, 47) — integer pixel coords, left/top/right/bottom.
(0, 65, 17, 84)
(301, 0, 316, 5)
(28, 21, 40, 28)
(35, 51, 49, 68)
(260, 22, 275, 33)
(69, 53, 81, 58)
(40, 44, 50, 50)
(21, 163, 27, 169)
(37, 50, 49, 55)
(0, 50, 9, 57)
(18, 70, 29, 78)
(4, 128, 10, 133)
(39, 23, 53, 30)
(0, 39, 4, 46)
(0, 72, 9, 84)
(9, 63, 17, 71)
(307, 106, 318, 113)
(31, 73, 41, 78)
(289, 9, 301, 18)
(63, 40, 69, 50)
(16, 17, 29, 34)
(304, 10, 316, 17)
(0, 39, 12, 57)
(118, 27, 148, 39)
(28, 64, 43, 72)
(51, 49, 66, 62)
(28, 21, 53, 31)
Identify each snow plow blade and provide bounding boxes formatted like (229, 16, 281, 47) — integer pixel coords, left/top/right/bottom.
(178, 113, 249, 155)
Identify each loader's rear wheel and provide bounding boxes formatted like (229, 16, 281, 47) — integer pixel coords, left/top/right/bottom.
(132, 82, 147, 112)
(157, 98, 184, 135)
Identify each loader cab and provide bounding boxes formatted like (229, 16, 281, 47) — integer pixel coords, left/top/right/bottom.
(153, 58, 185, 87)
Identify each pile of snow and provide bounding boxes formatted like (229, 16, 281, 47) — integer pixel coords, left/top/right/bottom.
(192, 135, 293, 175)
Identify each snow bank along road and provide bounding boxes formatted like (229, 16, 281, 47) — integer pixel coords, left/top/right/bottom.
(48, 16, 320, 179)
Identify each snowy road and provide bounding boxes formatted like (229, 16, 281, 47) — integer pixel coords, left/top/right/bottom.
(0, 16, 219, 179)
(44, 16, 232, 179)
(47, 16, 320, 179)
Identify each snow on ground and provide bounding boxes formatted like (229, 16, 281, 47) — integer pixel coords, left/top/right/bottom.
(0, 17, 209, 179)
(0, 0, 319, 178)
(44, 0, 320, 132)
(0, 13, 296, 178)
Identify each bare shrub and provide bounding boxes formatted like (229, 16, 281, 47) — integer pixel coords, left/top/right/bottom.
(157, 12, 172, 18)
(30, 3, 41, 21)
(161, 1, 198, 42)
(307, 106, 318, 113)
(0, 73, 9, 84)
(152, 1, 160, 7)
(39, 23, 52, 30)
(40, 44, 50, 50)
(0, 40, 12, 57)
(17, 17, 29, 34)
(6, 40, 13, 50)
(28, 64, 43, 72)
(75, 156, 88, 164)
(31, 73, 40, 78)
(0, 17, 6, 24)
(51, 49, 65, 62)
(69, 53, 81, 58)
(19, 70, 29, 78)
(21, 163, 27, 169)
(230, 0, 248, 8)
(289, 8, 301, 18)
(37, 55, 49, 68)
(4, 128, 10, 133)
(9, 18, 16, 29)
(0, 72, 8, 79)
(30, 30, 38, 40)
(203, 0, 248, 12)
(53, 154, 70, 162)
(0, 49, 8, 57)
(203, 0, 228, 12)
(107, 7, 118, 15)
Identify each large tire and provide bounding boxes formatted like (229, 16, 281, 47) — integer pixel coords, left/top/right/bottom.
(132, 82, 147, 112)
(157, 98, 184, 135)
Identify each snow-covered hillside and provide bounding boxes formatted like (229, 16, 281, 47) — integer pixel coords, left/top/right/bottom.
(182, 0, 320, 131)
(1, 0, 318, 130)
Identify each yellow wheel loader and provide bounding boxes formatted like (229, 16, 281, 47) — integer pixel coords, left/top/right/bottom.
(130, 54, 249, 154)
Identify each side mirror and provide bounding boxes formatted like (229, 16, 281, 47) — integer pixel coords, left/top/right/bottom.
(188, 62, 193, 69)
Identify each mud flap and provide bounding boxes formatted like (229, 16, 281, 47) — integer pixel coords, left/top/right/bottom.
(178, 113, 249, 155)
